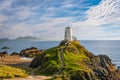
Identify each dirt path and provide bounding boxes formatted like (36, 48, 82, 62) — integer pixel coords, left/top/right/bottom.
(4, 76, 51, 80)
(56, 48, 65, 74)
(53, 42, 69, 77)
(52, 47, 65, 79)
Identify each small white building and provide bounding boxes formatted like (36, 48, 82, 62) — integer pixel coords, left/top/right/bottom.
(65, 27, 72, 41)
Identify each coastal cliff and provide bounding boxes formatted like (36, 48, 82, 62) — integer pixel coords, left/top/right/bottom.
(29, 41, 120, 80)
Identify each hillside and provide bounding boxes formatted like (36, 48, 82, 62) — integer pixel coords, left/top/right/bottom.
(29, 40, 120, 80)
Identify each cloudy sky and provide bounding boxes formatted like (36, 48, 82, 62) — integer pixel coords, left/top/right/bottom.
(0, 0, 120, 40)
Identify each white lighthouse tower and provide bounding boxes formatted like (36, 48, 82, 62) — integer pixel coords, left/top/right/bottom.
(65, 27, 72, 41)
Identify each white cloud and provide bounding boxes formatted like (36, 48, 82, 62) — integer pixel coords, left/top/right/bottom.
(15, 9, 36, 20)
(0, 0, 120, 40)
(73, 0, 120, 26)
(0, 23, 34, 39)
(71, 0, 120, 40)
(0, 16, 73, 39)
(0, 15, 9, 22)
(61, 3, 74, 8)
(86, 0, 120, 25)
(0, 0, 15, 11)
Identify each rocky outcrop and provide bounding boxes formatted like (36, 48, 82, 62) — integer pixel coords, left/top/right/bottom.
(90, 55, 119, 80)
(19, 47, 44, 57)
(29, 41, 120, 80)
(1, 46, 9, 49)
(10, 52, 19, 56)
(0, 51, 8, 58)
(70, 71, 94, 80)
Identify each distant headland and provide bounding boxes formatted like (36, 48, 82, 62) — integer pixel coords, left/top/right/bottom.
(0, 36, 42, 41)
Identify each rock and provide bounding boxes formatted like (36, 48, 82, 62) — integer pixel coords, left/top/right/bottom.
(29, 47, 38, 49)
(117, 66, 120, 70)
(70, 71, 94, 80)
(1, 46, 9, 49)
(19, 47, 44, 57)
(0, 51, 8, 58)
(10, 52, 19, 56)
(29, 53, 47, 68)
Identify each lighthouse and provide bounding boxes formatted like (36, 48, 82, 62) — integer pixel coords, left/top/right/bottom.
(65, 27, 72, 41)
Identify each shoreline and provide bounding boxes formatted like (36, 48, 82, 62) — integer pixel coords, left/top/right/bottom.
(0, 55, 52, 80)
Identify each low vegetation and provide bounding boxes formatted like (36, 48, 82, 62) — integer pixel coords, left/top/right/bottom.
(0, 65, 28, 78)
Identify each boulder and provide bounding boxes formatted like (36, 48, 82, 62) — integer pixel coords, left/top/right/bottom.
(1, 46, 9, 49)
(19, 47, 44, 57)
(10, 52, 19, 56)
(0, 51, 8, 58)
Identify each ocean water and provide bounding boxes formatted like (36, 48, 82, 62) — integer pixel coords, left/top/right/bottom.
(0, 40, 120, 67)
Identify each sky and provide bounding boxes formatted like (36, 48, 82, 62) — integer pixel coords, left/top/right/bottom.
(0, 0, 120, 40)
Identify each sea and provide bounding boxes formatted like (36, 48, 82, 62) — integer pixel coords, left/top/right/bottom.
(0, 40, 120, 67)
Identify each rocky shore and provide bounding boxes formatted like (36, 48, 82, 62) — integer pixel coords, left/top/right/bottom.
(29, 41, 120, 80)
(19, 47, 44, 57)
(0, 41, 120, 80)
(0, 47, 44, 58)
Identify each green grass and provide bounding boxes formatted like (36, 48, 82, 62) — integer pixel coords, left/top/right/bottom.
(34, 46, 62, 75)
(63, 46, 91, 72)
(0, 65, 28, 78)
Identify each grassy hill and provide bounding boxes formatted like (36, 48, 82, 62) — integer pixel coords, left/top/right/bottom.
(29, 40, 120, 80)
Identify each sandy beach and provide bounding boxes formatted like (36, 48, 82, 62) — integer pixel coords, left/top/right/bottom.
(0, 56, 31, 68)
(4, 76, 51, 80)
(0, 56, 51, 80)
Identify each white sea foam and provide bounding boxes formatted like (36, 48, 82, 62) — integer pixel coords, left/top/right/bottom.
(20, 57, 34, 61)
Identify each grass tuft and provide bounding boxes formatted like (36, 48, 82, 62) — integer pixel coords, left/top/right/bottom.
(0, 65, 28, 78)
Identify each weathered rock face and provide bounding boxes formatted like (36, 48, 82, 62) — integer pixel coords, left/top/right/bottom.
(29, 41, 120, 80)
(86, 55, 119, 80)
(19, 47, 44, 57)
(66, 55, 120, 80)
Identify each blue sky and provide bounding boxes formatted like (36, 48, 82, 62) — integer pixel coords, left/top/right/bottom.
(0, 0, 120, 40)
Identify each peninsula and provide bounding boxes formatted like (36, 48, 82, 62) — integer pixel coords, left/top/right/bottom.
(29, 27, 120, 80)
